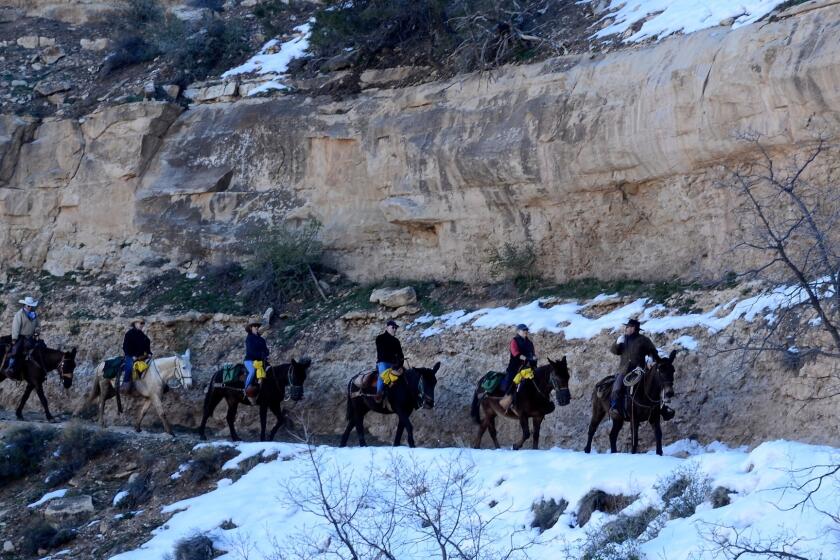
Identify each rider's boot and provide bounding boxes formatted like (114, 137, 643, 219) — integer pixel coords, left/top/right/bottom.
(609, 397, 622, 421)
(500, 384, 516, 411)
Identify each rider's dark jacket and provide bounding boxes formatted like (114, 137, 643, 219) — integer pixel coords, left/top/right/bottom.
(506, 335, 536, 374)
(375, 331, 404, 367)
(123, 327, 151, 358)
(610, 332, 659, 374)
(245, 333, 270, 362)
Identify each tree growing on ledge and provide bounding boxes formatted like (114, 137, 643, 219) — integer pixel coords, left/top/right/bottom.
(723, 134, 840, 364)
(711, 133, 840, 557)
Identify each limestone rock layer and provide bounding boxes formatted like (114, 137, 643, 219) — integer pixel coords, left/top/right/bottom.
(3, 4, 840, 282)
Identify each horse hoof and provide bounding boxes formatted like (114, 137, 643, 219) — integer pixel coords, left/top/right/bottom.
(15, 413, 23, 420)
(134, 427, 142, 433)
(46, 416, 56, 423)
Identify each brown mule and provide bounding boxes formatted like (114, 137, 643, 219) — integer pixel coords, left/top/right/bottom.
(583, 350, 678, 456)
(470, 357, 571, 450)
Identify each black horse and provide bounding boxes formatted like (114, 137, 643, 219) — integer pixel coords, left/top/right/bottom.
(340, 362, 441, 448)
(584, 350, 678, 455)
(470, 357, 572, 450)
(0, 336, 77, 422)
(198, 358, 311, 442)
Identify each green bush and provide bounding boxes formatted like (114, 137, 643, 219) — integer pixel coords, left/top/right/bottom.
(244, 220, 325, 308)
(105, 0, 251, 83)
(310, 0, 567, 73)
(184, 446, 237, 485)
(656, 466, 712, 519)
(21, 520, 76, 555)
(43, 423, 119, 487)
(531, 497, 567, 532)
(581, 507, 660, 560)
(484, 242, 539, 289)
(168, 533, 215, 560)
(0, 426, 53, 487)
(100, 36, 159, 76)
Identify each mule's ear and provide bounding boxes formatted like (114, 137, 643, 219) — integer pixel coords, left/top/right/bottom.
(548, 357, 555, 365)
(291, 358, 298, 366)
(71, 347, 77, 355)
(669, 349, 678, 361)
(561, 355, 567, 363)
(432, 361, 441, 373)
(183, 349, 191, 363)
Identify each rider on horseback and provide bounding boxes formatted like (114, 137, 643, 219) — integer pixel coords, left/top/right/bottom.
(609, 318, 660, 420)
(501, 324, 537, 409)
(6, 296, 41, 376)
(375, 320, 404, 403)
(244, 321, 269, 404)
(122, 318, 151, 393)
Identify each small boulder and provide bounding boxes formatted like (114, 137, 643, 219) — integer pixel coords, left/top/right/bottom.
(39, 37, 56, 47)
(44, 495, 94, 521)
(16, 35, 39, 49)
(321, 51, 357, 72)
(3, 540, 14, 553)
(370, 287, 417, 308)
(80, 38, 110, 51)
(162, 84, 180, 98)
(142, 81, 156, 98)
(40, 46, 65, 65)
(34, 80, 72, 97)
(11, 79, 27, 87)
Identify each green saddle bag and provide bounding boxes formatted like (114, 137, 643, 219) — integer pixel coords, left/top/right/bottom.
(222, 364, 240, 384)
(481, 371, 506, 393)
(103, 356, 124, 380)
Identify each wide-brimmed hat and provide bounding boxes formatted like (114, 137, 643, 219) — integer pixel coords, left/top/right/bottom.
(131, 318, 146, 327)
(19, 296, 39, 307)
(386, 320, 399, 329)
(624, 318, 642, 330)
(246, 320, 263, 331)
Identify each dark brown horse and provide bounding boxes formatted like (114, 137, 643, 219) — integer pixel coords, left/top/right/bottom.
(0, 337, 77, 422)
(584, 350, 677, 456)
(198, 359, 311, 442)
(340, 362, 441, 448)
(470, 357, 571, 450)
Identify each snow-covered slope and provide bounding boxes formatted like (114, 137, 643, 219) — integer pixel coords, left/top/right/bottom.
(112, 440, 839, 559)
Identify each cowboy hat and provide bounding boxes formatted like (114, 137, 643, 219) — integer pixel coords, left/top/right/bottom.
(245, 320, 263, 332)
(19, 296, 39, 307)
(130, 318, 146, 327)
(624, 318, 642, 330)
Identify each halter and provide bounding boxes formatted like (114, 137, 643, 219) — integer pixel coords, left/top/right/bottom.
(171, 357, 191, 388)
(57, 353, 74, 381)
(283, 364, 304, 401)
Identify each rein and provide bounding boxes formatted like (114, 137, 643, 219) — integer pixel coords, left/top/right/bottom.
(626, 366, 663, 414)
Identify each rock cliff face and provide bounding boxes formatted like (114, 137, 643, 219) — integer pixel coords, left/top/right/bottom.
(3, 3, 840, 283)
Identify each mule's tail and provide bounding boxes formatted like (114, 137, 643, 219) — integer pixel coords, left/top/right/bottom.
(470, 386, 482, 424)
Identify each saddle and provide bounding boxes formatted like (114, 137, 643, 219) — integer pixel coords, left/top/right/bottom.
(351, 370, 378, 395)
(350, 371, 393, 411)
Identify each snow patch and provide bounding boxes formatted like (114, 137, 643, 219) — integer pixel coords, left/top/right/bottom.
(591, 0, 785, 43)
(415, 284, 801, 340)
(113, 490, 129, 507)
(222, 22, 311, 94)
(28, 488, 68, 508)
